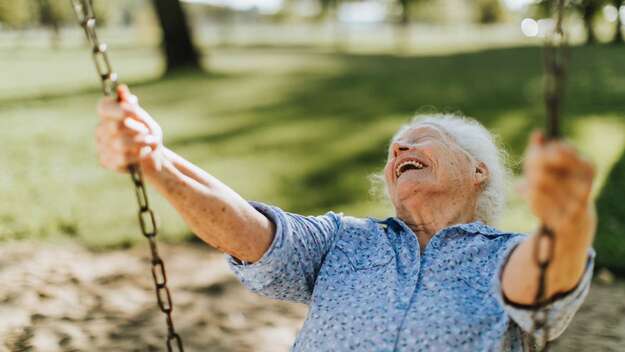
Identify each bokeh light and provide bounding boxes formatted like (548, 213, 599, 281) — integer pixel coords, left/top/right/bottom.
(521, 18, 538, 37)
(604, 5, 618, 23)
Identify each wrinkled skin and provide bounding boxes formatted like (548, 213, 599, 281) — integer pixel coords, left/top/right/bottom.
(383, 125, 488, 249)
(96, 85, 595, 305)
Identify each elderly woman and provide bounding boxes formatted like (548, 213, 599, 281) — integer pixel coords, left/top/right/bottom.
(96, 86, 595, 351)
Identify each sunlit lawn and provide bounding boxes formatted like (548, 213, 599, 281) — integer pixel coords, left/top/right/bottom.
(1, 42, 624, 258)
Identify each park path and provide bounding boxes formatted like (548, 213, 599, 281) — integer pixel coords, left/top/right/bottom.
(0, 242, 623, 352)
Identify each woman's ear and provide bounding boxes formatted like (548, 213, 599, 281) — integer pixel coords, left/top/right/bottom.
(474, 161, 489, 187)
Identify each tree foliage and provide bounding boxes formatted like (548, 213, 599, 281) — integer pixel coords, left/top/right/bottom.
(535, 0, 608, 44)
(0, 0, 36, 28)
(595, 148, 625, 275)
(474, 0, 506, 24)
(573, 0, 607, 43)
(0, 0, 111, 29)
(612, 0, 624, 43)
(318, 0, 339, 20)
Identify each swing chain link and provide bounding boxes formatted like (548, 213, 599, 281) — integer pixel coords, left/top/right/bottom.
(70, 0, 118, 96)
(70, 1, 184, 351)
(544, 0, 569, 139)
(530, 225, 556, 351)
(531, 0, 569, 350)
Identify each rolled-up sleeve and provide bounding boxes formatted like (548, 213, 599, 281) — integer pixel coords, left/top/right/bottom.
(494, 239, 595, 346)
(226, 201, 342, 304)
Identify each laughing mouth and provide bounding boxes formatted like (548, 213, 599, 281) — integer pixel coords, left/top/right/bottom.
(395, 159, 427, 178)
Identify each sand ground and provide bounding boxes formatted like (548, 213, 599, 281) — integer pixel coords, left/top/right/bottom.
(1, 242, 623, 352)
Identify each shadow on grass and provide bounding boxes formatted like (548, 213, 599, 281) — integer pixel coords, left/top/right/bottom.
(169, 44, 625, 214)
(9, 43, 622, 253)
(0, 70, 232, 108)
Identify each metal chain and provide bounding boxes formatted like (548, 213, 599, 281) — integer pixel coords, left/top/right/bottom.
(531, 0, 568, 350)
(544, 0, 568, 139)
(70, 1, 184, 350)
(530, 225, 556, 351)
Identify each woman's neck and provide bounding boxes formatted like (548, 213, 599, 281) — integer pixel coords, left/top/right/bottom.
(398, 202, 476, 251)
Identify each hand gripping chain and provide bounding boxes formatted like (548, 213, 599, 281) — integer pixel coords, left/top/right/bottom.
(70, 1, 184, 350)
(531, 0, 569, 350)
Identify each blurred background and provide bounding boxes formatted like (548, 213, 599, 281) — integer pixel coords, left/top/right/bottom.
(0, 0, 624, 351)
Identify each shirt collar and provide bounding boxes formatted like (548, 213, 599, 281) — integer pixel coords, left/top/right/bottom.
(376, 217, 507, 237)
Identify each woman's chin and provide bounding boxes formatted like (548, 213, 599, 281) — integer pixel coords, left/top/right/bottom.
(395, 183, 425, 202)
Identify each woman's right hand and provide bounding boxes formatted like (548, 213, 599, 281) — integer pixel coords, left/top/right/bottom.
(96, 85, 165, 174)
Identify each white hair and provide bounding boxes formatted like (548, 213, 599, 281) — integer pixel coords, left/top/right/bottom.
(381, 114, 510, 225)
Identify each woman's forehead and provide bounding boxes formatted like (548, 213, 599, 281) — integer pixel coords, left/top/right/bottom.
(396, 124, 447, 142)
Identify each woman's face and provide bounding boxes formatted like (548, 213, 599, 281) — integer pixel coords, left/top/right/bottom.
(383, 124, 487, 213)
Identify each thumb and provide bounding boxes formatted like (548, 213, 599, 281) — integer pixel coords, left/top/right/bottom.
(116, 84, 138, 105)
(116, 84, 130, 102)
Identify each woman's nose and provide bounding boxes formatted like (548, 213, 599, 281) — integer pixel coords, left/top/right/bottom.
(392, 142, 412, 157)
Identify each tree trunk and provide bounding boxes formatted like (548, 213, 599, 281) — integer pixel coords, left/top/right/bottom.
(395, 0, 411, 52)
(150, 0, 201, 73)
(37, 0, 61, 50)
(582, 4, 598, 44)
(399, 0, 410, 26)
(613, 0, 624, 44)
(318, 0, 336, 20)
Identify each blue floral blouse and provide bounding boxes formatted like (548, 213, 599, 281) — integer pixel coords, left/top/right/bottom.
(227, 202, 594, 351)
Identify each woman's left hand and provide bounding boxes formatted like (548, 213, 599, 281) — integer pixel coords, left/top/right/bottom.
(522, 131, 596, 236)
(503, 131, 596, 304)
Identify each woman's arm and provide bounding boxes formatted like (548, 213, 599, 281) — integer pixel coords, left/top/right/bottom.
(96, 86, 273, 262)
(144, 148, 275, 262)
(501, 208, 594, 305)
(501, 132, 596, 305)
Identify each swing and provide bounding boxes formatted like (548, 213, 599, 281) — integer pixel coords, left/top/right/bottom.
(531, 0, 568, 350)
(70, 1, 183, 351)
(68, 0, 571, 351)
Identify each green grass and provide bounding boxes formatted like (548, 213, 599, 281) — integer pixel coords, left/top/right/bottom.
(1, 43, 624, 272)
(595, 148, 625, 275)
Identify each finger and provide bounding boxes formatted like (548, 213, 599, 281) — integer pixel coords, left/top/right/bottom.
(119, 102, 159, 131)
(533, 172, 589, 197)
(529, 140, 590, 170)
(531, 189, 589, 224)
(96, 120, 115, 139)
(544, 164, 594, 185)
(130, 134, 159, 153)
(540, 147, 595, 180)
(543, 142, 577, 163)
(529, 160, 583, 186)
(95, 121, 126, 151)
(120, 102, 149, 124)
(123, 117, 150, 135)
(99, 153, 131, 172)
(139, 145, 154, 159)
(117, 84, 131, 103)
(97, 97, 125, 121)
(529, 171, 593, 208)
(96, 120, 139, 144)
(97, 136, 148, 171)
(124, 93, 139, 106)
(116, 132, 158, 157)
(99, 117, 148, 138)
(137, 134, 160, 150)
